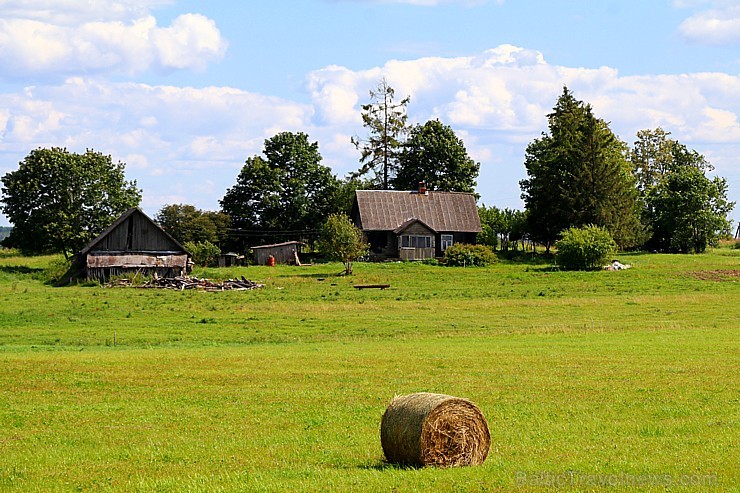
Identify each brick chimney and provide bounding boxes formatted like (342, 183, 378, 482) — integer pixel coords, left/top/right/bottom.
(418, 181, 427, 195)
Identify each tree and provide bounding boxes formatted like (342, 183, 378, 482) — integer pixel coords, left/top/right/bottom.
(333, 177, 378, 217)
(351, 78, 410, 189)
(220, 132, 340, 246)
(1, 147, 141, 258)
(644, 166, 733, 253)
(631, 127, 713, 194)
(0, 226, 11, 244)
(183, 240, 221, 267)
(630, 128, 733, 252)
(478, 205, 527, 251)
(156, 204, 231, 247)
(318, 213, 368, 275)
(392, 119, 479, 193)
(519, 87, 643, 251)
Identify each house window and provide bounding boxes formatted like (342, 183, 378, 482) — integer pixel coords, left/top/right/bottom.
(441, 234, 454, 251)
(401, 235, 432, 248)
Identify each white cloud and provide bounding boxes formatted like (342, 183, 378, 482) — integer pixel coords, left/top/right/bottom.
(328, 0, 495, 5)
(0, 2, 226, 79)
(0, 0, 174, 24)
(676, 1, 740, 45)
(0, 77, 313, 214)
(305, 45, 740, 216)
(0, 45, 738, 224)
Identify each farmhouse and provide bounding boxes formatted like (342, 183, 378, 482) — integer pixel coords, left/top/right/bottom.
(352, 184, 482, 260)
(252, 241, 303, 265)
(79, 207, 190, 281)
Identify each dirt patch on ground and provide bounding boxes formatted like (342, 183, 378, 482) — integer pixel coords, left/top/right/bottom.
(691, 270, 740, 281)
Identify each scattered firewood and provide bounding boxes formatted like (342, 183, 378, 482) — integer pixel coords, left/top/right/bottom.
(105, 275, 264, 291)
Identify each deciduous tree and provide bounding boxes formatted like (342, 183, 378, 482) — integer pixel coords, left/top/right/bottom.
(478, 205, 527, 251)
(630, 128, 733, 252)
(392, 119, 479, 193)
(631, 127, 713, 193)
(1, 147, 141, 257)
(318, 213, 368, 275)
(644, 166, 733, 253)
(156, 204, 230, 247)
(220, 132, 339, 245)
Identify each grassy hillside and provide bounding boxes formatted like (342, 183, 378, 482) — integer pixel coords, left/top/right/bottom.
(0, 250, 737, 492)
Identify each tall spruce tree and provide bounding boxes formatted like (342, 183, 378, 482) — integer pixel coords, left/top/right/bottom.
(520, 87, 643, 250)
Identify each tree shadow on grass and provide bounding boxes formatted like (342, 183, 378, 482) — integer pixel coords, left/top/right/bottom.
(0, 265, 45, 275)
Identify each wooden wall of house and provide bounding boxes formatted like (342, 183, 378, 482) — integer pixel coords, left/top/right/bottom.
(91, 212, 181, 253)
(401, 222, 433, 237)
(453, 232, 478, 245)
(432, 232, 479, 257)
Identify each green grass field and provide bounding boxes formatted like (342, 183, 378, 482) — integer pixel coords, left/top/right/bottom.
(0, 249, 737, 492)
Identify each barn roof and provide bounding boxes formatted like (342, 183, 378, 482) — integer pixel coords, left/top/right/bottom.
(79, 207, 189, 256)
(251, 241, 304, 250)
(354, 190, 482, 233)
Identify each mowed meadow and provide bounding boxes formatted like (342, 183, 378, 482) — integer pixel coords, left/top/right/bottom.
(0, 249, 738, 492)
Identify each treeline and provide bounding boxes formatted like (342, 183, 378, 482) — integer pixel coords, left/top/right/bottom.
(0, 226, 11, 242)
(519, 87, 734, 254)
(0, 82, 734, 258)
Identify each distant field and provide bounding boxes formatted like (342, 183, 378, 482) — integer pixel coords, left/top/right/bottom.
(0, 249, 737, 492)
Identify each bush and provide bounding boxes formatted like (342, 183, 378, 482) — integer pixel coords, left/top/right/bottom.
(317, 213, 368, 275)
(443, 243, 496, 267)
(43, 257, 73, 284)
(556, 225, 616, 271)
(184, 240, 221, 267)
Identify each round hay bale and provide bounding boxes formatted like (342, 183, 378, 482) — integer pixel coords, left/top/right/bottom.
(380, 392, 490, 467)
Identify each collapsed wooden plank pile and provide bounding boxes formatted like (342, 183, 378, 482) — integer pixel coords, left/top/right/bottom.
(108, 275, 264, 291)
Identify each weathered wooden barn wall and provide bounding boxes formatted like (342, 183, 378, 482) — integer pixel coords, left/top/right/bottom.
(80, 208, 190, 281)
(252, 241, 302, 265)
(86, 254, 189, 280)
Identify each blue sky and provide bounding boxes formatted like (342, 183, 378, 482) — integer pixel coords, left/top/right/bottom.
(1, 0, 739, 227)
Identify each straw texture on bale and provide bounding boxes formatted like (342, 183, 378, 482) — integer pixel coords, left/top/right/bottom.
(380, 392, 490, 467)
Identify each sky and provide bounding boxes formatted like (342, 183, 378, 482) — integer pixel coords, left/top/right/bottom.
(0, 0, 739, 229)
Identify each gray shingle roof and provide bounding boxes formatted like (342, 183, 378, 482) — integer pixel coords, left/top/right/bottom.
(354, 190, 482, 233)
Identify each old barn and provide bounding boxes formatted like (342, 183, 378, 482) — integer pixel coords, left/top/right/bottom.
(352, 186, 482, 260)
(79, 208, 190, 281)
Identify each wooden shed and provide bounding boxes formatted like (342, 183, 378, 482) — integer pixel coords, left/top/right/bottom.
(352, 185, 482, 260)
(218, 252, 242, 268)
(252, 241, 303, 265)
(78, 208, 190, 281)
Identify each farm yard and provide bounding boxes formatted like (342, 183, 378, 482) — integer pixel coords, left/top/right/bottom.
(0, 248, 737, 492)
